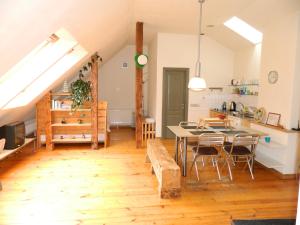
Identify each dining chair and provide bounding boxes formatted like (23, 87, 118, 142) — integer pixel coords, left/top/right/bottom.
(178, 121, 199, 163)
(190, 133, 225, 181)
(222, 134, 259, 180)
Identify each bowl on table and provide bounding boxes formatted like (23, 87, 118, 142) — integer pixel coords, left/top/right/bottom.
(217, 114, 226, 120)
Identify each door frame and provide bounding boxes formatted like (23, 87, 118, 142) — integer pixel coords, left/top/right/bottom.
(162, 67, 189, 138)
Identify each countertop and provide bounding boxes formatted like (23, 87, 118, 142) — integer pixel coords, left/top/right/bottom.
(210, 109, 256, 121)
(210, 109, 299, 133)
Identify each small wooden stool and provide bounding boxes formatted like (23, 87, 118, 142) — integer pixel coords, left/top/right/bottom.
(142, 119, 156, 146)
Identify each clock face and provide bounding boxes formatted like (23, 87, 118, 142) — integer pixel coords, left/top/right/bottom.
(268, 71, 278, 84)
(137, 54, 148, 66)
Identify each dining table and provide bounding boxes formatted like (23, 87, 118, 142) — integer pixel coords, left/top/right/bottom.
(167, 125, 267, 177)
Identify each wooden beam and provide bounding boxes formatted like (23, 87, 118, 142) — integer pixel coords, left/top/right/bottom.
(91, 54, 99, 150)
(135, 22, 143, 148)
(45, 92, 53, 150)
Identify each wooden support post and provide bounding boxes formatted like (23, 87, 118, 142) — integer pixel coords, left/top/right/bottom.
(135, 21, 143, 148)
(45, 92, 53, 150)
(36, 92, 52, 149)
(91, 54, 99, 150)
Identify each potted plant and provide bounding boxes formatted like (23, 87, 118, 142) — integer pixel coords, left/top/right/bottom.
(70, 71, 92, 111)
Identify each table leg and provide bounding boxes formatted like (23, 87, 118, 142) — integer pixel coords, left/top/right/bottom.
(174, 136, 179, 163)
(182, 137, 187, 177)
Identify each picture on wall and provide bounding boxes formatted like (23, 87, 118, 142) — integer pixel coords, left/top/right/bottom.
(266, 112, 281, 127)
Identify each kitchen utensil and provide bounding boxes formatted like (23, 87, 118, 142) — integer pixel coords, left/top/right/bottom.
(229, 101, 236, 111)
(222, 102, 227, 111)
(254, 107, 266, 122)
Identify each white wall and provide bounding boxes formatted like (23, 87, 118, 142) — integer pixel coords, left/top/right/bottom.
(234, 44, 262, 80)
(291, 13, 300, 128)
(149, 33, 234, 137)
(147, 36, 158, 119)
(258, 12, 300, 129)
(99, 45, 148, 126)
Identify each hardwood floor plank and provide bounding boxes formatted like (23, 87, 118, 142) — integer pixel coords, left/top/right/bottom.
(0, 128, 297, 225)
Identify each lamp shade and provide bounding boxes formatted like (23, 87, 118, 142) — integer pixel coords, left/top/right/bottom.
(188, 77, 207, 91)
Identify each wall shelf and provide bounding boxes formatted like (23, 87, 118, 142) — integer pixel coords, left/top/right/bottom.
(231, 93, 259, 96)
(228, 84, 259, 87)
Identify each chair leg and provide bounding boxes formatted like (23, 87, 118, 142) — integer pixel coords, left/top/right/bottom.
(247, 157, 254, 180)
(226, 158, 233, 181)
(179, 140, 183, 165)
(214, 157, 221, 180)
(201, 156, 205, 167)
(211, 156, 215, 167)
(190, 154, 200, 181)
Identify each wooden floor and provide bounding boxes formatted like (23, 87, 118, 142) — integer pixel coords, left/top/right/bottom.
(0, 128, 298, 225)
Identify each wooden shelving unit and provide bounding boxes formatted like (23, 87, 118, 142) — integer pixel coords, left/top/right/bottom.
(36, 54, 109, 150)
(36, 91, 109, 150)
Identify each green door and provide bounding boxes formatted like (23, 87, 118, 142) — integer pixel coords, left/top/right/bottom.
(162, 68, 189, 138)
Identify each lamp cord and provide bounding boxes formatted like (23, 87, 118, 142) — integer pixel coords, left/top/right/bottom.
(196, 0, 204, 78)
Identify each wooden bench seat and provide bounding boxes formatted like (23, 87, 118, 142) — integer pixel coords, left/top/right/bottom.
(146, 139, 181, 198)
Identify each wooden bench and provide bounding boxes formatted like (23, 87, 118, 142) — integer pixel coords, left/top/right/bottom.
(146, 139, 181, 198)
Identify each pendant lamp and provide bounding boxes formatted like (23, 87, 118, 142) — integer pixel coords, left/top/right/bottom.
(188, 0, 207, 91)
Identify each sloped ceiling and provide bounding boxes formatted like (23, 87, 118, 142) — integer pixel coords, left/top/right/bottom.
(0, 0, 299, 126)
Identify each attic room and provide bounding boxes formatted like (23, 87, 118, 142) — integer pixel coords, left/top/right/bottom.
(0, 0, 300, 224)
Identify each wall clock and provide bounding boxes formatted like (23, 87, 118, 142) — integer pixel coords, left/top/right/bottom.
(135, 54, 148, 68)
(268, 70, 278, 84)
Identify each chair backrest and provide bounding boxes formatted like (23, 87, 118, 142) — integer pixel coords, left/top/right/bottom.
(0, 139, 6, 151)
(201, 118, 231, 128)
(197, 133, 225, 147)
(232, 133, 259, 147)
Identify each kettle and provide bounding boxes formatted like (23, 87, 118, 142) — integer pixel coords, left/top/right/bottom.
(230, 101, 236, 111)
(222, 102, 227, 111)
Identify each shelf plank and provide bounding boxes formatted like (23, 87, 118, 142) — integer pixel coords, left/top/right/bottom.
(51, 92, 71, 96)
(51, 109, 91, 112)
(51, 123, 92, 127)
(52, 138, 91, 144)
(228, 84, 259, 87)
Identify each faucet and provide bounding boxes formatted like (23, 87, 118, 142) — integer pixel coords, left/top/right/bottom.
(237, 102, 245, 114)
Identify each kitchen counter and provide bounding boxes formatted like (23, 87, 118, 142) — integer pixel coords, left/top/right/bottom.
(210, 109, 254, 120)
(210, 110, 300, 175)
(210, 109, 298, 133)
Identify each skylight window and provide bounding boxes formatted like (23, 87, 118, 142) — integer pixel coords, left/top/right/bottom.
(4, 46, 87, 109)
(0, 28, 87, 109)
(224, 16, 263, 44)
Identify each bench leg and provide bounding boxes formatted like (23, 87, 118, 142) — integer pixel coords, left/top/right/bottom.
(151, 166, 155, 174)
(145, 154, 150, 163)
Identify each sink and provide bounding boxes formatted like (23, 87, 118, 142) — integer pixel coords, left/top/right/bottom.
(190, 130, 215, 135)
(221, 130, 248, 135)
